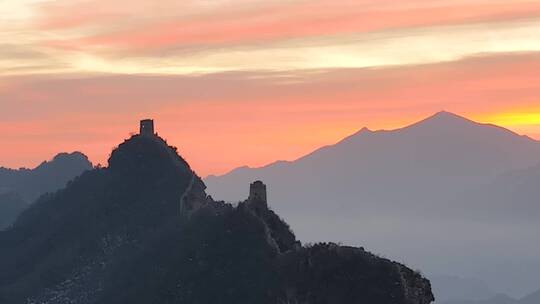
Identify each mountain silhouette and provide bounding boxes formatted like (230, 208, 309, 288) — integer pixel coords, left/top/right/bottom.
(442, 294, 516, 304)
(0, 152, 92, 230)
(519, 289, 540, 304)
(0, 127, 434, 304)
(450, 161, 540, 221)
(442, 287, 540, 304)
(206, 111, 540, 206)
(204, 111, 540, 297)
(0, 192, 26, 231)
(430, 275, 497, 303)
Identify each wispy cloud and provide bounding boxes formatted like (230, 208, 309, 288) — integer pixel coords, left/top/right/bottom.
(1, 1, 539, 174)
(2, 0, 540, 75)
(1, 52, 539, 174)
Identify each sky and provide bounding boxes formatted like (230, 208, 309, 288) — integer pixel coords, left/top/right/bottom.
(1, 0, 540, 176)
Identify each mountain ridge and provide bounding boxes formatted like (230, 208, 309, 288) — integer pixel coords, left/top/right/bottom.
(0, 151, 92, 230)
(0, 129, 434, 304)
(442, 286, 540, 304)
(204, 111, 540, 296)
(208, 111, 539, 179)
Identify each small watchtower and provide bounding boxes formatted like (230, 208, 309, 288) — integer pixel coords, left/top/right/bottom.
(249, 180, 267, 204)
(140, 119, 155, 136)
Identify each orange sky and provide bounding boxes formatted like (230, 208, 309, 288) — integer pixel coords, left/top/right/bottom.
(1, 0, 540, 176)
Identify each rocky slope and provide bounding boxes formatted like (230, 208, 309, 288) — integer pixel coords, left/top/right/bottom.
(0, 134, 433, 304)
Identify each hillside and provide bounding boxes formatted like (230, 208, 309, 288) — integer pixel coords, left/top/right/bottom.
(0, 131, 434, 304)
(0, 193, 26, 231)
(0, 152, 92, 230)
(451, 162, 540, 222)
(0, 152, 93, 201)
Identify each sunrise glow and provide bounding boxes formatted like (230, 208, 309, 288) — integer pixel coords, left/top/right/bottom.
(1, 0, 540, 175)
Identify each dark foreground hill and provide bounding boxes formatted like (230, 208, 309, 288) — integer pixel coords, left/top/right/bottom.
(0, 133, 433, 304)
(0, 152, 92, 230)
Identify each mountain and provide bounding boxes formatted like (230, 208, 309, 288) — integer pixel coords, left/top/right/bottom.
(443, 294, 516, 304)
(430, 275, 496, 303)
(206, 111, 540, 207)
(0, 152, 93, 201)
(519, 289, 540, 304)
(204, 111, 540, 296)
(442, 287, 540, 304)
(0, 152, 92, 230)
(0, 193, 26, 231)
(0, 131, 433, 304)
(451, 162, 540, 221)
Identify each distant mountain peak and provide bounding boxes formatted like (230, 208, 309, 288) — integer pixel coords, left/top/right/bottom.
(414, 111, 474, 127)
(337, 112, 485, 146)
(52, 151, 89, 162)
(356, 126, 373, 135)
(433, 110, 461, 118)
(402, 111, 536, 143)
(336, 126, 374, 144)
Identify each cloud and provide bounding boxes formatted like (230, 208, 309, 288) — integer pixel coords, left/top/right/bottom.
(20, 18, 540, 75)
(1, 1, 539, 173)
(71, 1, 540, 52)
(1, 52, 539, 175)
(2, 0, 540, 76)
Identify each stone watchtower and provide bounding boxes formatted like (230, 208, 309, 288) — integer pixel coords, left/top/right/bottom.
(140, 119, 155, 136)
(249, 180, 267, 205)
